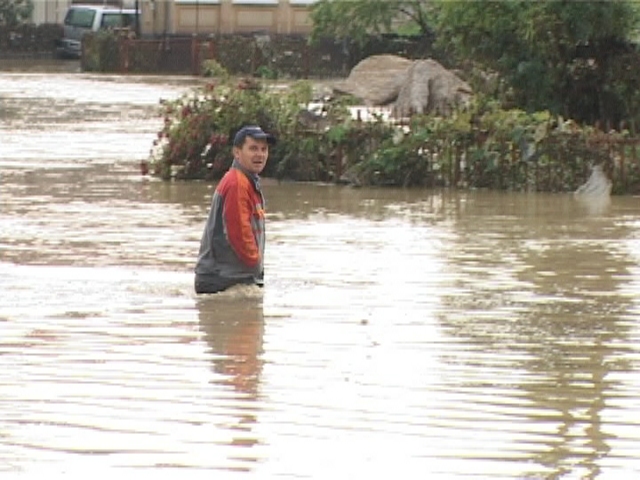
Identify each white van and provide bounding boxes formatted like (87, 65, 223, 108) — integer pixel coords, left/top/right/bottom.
(58, 4, 138, 58)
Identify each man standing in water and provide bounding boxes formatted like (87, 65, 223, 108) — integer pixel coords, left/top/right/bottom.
(195, 125, 276, 294)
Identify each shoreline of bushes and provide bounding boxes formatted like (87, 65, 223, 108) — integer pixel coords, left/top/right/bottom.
(149, 74, 640, 195)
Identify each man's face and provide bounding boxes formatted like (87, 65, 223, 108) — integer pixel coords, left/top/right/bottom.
(233, 136, 269, 175)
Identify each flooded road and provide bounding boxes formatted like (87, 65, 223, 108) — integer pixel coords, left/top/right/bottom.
(1, 71, 640, 479)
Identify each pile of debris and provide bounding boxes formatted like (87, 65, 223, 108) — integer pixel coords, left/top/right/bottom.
(331, 54, 473, 119)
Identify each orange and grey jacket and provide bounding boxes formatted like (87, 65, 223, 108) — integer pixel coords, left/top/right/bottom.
(195, 161, 265, 289)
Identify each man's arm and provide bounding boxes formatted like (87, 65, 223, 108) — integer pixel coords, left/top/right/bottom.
(222, 174, 260, 267)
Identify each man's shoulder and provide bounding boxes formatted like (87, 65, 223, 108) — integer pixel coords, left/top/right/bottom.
(218, 167, 239, 185)
(217, 168, 250, 193)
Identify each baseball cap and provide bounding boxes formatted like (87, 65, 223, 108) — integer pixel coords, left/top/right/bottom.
(233, 125, 277, 147)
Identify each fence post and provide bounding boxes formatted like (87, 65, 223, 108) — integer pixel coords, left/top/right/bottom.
(208, 37, 216, 62)
(118, 35, 130, 74)
(191, 35, 200, 76)
(335, 145, 343, 181)
(449, 141, 455, 187)
(511, 143, 518, 190)
(453, 141, 460, 187)
(621, 140, 629, 191)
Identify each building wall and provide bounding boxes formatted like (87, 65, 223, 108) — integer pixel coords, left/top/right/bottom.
(30, 0, 316, 36)
(31, 0, 72, 24)
(141, 0, 317, 37)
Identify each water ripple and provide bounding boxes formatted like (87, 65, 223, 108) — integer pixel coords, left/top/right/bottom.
(1, 72, 640, 479)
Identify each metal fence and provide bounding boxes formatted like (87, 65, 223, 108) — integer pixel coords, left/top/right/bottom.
(425, 132, 640, 193)
(320, 121, 640, 193)
(78, 32, 640, 193)
(82, 33, 436, 78)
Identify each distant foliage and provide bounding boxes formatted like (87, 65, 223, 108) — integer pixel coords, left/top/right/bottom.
(432, 1, 640, 126)
(201, 60, 230, 80)
(82, 30, 120, 72)
(0, 0, 33, 28)
(310, 0, 434, 46)
(310, 1, 640, 127)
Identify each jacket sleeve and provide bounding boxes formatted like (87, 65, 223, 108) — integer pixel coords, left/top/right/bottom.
(222, 174, 260, 267)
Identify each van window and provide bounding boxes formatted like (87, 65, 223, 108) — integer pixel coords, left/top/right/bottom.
(64, 8, 96, 29)
(101, 12, 134, 29)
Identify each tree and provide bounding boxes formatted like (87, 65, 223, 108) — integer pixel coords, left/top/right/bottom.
(432, 1, 640, 124)
(309, 0, 640, 125)
(309, 0, 434, 45)
(0, 0, 33, 27)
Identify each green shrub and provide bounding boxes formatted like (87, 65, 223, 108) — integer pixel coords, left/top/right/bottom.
(150, 79, 639, 193)
(150, 78, 326, 181)
(82, 30, 121, 72)
(201, 59, 230, 80)
(255, 65, 278, 80)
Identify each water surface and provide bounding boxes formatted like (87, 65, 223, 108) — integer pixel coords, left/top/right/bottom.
(1, 71, 640, 479)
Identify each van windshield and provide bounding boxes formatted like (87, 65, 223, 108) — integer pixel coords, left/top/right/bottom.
(64, 8, 96, 29)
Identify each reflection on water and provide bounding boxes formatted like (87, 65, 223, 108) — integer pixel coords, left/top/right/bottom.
(1, 71, 640, 479)
(430, 192, 636, 480)
(575, 193, 612, 216)
(197, 287, 264, 472)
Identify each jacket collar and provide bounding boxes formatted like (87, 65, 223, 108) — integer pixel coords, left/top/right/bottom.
(231, 159, 261, 190)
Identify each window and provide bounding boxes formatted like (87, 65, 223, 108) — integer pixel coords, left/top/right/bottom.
(101, 13, 134, 29)
(174, 0, 221, 4)
(232, 0, 278, 5)
(64, 8, 96, 29)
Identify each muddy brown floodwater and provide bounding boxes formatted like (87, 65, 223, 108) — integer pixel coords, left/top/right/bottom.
(1, 69, 640, 479)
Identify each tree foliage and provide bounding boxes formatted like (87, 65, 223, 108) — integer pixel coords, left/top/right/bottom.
(432, 1, 640, 124)
(309, 0, 433, 45)
(309, 0, 640, 126)
(0, 0, 33, 27)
